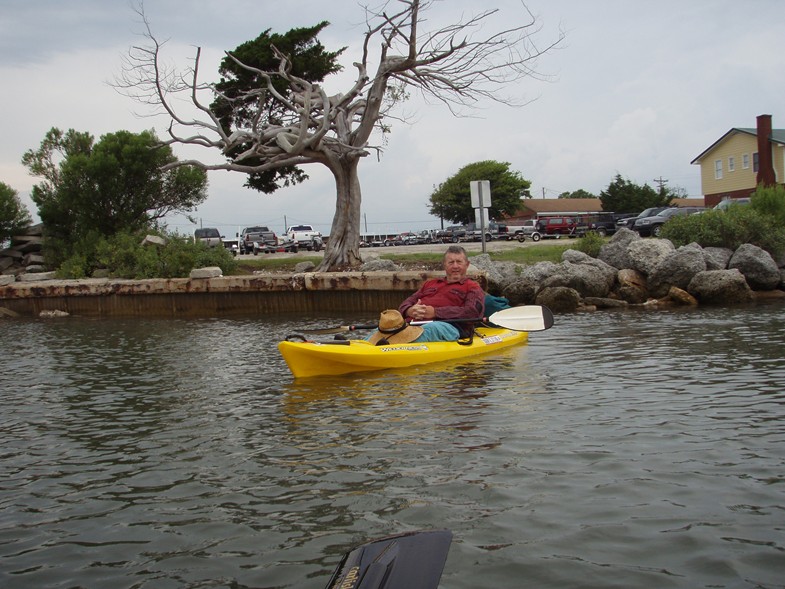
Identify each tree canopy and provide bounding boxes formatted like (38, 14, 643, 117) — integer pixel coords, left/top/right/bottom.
(212, 22, 345, 194)
(429, 161, 531, 224)
(0, 182, 33, 242)
(598, 173, 672, 213)
(558, 189, 597, 199)
(22, 128, 208, 246)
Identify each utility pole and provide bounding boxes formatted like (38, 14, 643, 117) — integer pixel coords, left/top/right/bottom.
(653, 176, 668, 192)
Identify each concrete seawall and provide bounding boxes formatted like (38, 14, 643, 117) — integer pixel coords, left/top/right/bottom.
(0, 272, 487, 318)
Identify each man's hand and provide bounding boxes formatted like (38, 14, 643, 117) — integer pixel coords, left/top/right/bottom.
(407, 299, 435, 321)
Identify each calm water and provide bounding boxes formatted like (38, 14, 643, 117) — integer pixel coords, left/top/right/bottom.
(1, 303, 784, 589)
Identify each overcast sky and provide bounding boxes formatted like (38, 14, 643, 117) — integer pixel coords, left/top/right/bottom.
(3, 0, 784, 238)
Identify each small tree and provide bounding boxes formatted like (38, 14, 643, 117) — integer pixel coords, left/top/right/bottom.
(22, 127, 208, 265)
(116, 0, 563, 270)
(0, 182, 33, 242)
(429, 161, 531, 224)
(599, 174, 669, 213)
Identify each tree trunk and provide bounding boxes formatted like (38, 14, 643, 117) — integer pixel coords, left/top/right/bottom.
(319, 156, 363, 271)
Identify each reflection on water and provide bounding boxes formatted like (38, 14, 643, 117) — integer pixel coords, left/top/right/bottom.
(1, 304, 784, 588)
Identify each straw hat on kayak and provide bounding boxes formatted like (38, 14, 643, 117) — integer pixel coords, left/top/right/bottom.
(368, 309, 423, 345)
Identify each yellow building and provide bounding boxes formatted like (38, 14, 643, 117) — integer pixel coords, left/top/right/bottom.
(691, 114, 785, 206)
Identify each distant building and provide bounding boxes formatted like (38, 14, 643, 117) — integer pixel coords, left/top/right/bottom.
(691, 114, 785, 207)
(502, 197, 703, 223)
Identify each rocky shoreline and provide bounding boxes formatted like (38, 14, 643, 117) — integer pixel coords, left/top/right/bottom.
(474, 228, 785, 312)
(2, 228, 784, 317)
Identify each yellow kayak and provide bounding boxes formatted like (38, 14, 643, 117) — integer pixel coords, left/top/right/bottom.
(278, 326, 528, 378)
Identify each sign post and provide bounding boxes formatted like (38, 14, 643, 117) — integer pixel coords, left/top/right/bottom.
(470, 180, 491, 253)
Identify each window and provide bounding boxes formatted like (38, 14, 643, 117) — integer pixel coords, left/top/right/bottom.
(753, 152, 759, 173)
(728, 156, 735, 172)
(743, 153, 750, 169)
(714, 159, 723, 180)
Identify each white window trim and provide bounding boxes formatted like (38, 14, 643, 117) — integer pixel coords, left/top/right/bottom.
(742, 153, 750, 169)
(714, 159, 723, 180)
(728, 156, 735, 172)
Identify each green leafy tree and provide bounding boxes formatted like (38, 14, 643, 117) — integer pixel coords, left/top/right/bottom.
(23, 128, 208, 245)
(599, 174, 670, 213)
(212, 23, 345, 194)
(558, 189, 597, 199)
(0, 182, 33, 242)
(429, 161, 531, 224)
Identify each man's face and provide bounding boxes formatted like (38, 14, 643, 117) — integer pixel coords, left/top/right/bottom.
(443, 252, 469, 282)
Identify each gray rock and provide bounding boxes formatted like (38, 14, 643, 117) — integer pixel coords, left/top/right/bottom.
(597, 228, 640, 269)
(703, 246, 734, 270)
(294, 261, 317, 273)
(190, 266, 223, 279)
(728, 244, 781, 290)
(535, 286, 582, 312)
(627, 238, 675, 276)
(647, 244, 707, 298)
(360, 259, 400, 272)
(688, 269, 754, 304)
(541, 257, 615, 298)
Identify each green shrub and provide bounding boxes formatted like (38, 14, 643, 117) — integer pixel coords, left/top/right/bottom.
(661, 206, 785, 257)
(574, 231, 605, 257)
(55, 229, 237, 279)
(751, 183, 785, 225)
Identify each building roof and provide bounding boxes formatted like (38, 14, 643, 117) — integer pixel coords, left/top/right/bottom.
(691, 127, 785, 164)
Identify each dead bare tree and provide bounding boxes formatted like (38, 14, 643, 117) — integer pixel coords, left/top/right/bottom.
(116, 0, 563, 271)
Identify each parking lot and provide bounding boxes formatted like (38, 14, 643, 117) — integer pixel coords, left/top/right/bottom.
(234, 236, 568, 260)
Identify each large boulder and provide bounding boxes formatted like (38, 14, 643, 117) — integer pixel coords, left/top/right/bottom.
(535, 286, 581, 313)
(647, 244, 707, 298)
(688, 269, 754, 304)
(501, 261, 559, 305)
(703, 246, 734, 270)
(541, 250, 617, 298)
(471, 253, 519, 293)
(616, 268, 649, 303)
(728, 244, 781, 290)
(597, 228, 640, 269)
(627, 238, 675, 276)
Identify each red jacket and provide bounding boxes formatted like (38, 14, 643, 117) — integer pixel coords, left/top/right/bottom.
(399, 277, 485, 336)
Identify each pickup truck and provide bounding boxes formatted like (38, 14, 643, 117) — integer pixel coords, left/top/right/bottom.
(464, 222, 509, 242)
(286, 224, 323, 251)
(238, 225, 277, 255)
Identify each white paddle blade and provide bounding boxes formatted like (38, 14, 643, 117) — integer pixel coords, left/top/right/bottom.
(488, 305, 554, 332)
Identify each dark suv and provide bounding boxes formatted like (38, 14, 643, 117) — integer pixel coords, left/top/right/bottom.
(633, 207, 704, 237)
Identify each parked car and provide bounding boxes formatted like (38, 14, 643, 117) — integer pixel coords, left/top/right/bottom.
(617, 206, 672, 230)
(436, 225, 467, 243)
(465, 222, 509, 241)
(714, 197, 751, 211)
(194, 227, 222, 248)
(238, 226, 277, 255)
(538, 216, 581, 238)
(415, 229, 440, 244)
(286, 224, 323, 251)
(515, 219, 542, 242)
(633, 206, 705, 237)
(585, 212, 632, 237)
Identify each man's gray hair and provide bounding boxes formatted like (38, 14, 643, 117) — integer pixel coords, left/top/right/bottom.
(444, 245, 468, 260)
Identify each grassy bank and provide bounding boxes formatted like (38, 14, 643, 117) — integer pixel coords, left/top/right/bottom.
(233, 243, 572, 274)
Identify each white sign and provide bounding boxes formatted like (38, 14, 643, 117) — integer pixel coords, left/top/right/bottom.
(470, 180, 491, 209)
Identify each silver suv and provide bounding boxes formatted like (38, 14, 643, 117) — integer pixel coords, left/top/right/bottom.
(194, 227, 222, 248)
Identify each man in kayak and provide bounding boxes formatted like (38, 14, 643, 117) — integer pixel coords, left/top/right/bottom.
(398, 245, 485, 342)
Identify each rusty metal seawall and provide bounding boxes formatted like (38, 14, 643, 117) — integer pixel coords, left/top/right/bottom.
(0, 272, 487, 318)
